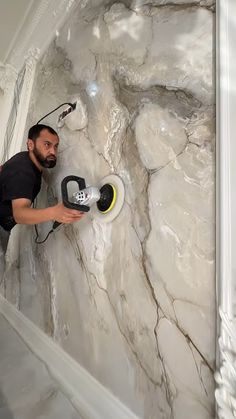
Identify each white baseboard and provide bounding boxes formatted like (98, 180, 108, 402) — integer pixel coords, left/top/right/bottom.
(0, 294, 141, 419)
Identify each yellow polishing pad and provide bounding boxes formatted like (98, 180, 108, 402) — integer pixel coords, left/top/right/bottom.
(100, 184, 117, 213)
(93, 174, 125, 223)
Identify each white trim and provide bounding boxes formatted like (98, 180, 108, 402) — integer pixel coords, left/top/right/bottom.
(8, 49, 39, 158)
(0, 294, 140, 419)
(0, 64, 18, 157)
(217, 0, 231, 317)
(216, 0, 236, 417)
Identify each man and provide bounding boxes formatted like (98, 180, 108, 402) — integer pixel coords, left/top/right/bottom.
(0, 124, 84, 250)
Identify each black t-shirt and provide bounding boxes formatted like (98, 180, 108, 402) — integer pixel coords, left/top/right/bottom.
(0, 151, 42, 231)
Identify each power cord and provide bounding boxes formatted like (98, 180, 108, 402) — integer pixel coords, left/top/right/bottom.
(34, 224, 54, 244)
(33, 102, 74, 243)
(36, 102, 76, 124)
(33, 199, 57, 245)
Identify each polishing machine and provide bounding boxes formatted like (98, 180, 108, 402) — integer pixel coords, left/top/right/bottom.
(53, 174, 125, 228)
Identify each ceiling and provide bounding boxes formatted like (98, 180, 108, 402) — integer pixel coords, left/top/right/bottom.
(0, 0, 35, 64)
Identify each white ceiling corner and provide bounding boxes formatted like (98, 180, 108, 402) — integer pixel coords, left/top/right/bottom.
(0, 0, 79, 71)
(0, 0, 37, 64)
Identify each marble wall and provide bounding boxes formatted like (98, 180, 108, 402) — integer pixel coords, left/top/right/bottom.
(2, 1, 216, 418)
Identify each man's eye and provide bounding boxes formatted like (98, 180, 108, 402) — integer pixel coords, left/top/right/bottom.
(45, 142, 50, 148)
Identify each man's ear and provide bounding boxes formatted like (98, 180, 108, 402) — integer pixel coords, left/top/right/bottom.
(27, 139, 34, 151)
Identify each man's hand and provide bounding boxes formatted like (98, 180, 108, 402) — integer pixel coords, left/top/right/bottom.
(12, 198, 85, 225)
(53, 203, 84, 224)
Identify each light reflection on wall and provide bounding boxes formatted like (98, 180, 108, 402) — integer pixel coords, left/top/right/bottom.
(86, 81, 99, 97)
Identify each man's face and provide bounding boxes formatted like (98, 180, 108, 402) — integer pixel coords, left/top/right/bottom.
(30, 129, 59, 168)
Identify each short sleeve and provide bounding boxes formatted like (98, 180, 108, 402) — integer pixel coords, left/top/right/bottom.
(2, 170, 35, 202)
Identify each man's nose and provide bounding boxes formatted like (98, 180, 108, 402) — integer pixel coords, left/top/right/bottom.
(50, 147, 57, 156)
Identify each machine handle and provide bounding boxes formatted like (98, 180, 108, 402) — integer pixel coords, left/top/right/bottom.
(53, 175, 90, 230)
(61, 175, 90, 212)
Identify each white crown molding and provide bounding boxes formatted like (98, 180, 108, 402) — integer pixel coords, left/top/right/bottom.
(0, 295, 141, 419)
(5, 0, 80, 71)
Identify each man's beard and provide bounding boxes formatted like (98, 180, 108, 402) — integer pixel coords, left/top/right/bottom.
(33, 147, 57, 168)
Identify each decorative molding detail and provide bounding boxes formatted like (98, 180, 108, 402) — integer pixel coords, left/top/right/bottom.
(25, 47, 41, 69)
(0, 295, 141, 419)
(215, 310, 236, 419)
(5, 0, 80, 71)
(0, 64, 18, 93)
(0, 64, 18, 158)
(8, 51, 38, 158)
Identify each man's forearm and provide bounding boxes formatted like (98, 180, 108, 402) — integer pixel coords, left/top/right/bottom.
(13, 206, 55, 225)
(12, 199, 84, 225)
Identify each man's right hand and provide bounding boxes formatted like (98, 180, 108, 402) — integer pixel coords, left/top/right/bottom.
(12, 198, 85, 226)
(53, 203, 85, 224)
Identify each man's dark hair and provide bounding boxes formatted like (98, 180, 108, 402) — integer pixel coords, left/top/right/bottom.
(28, 124, 58, 141)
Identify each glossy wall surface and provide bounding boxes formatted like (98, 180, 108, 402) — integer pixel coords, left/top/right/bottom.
(1, 1, 216, 418)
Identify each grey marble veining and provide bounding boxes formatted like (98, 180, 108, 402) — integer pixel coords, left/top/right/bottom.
(2, 1, 215, 418)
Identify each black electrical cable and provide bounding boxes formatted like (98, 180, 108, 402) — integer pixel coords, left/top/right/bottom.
(33, 102, 76, 243)
(33, 200, 55, 244)
(34, 224, 54, 244)
(36, 102, 76, 124)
